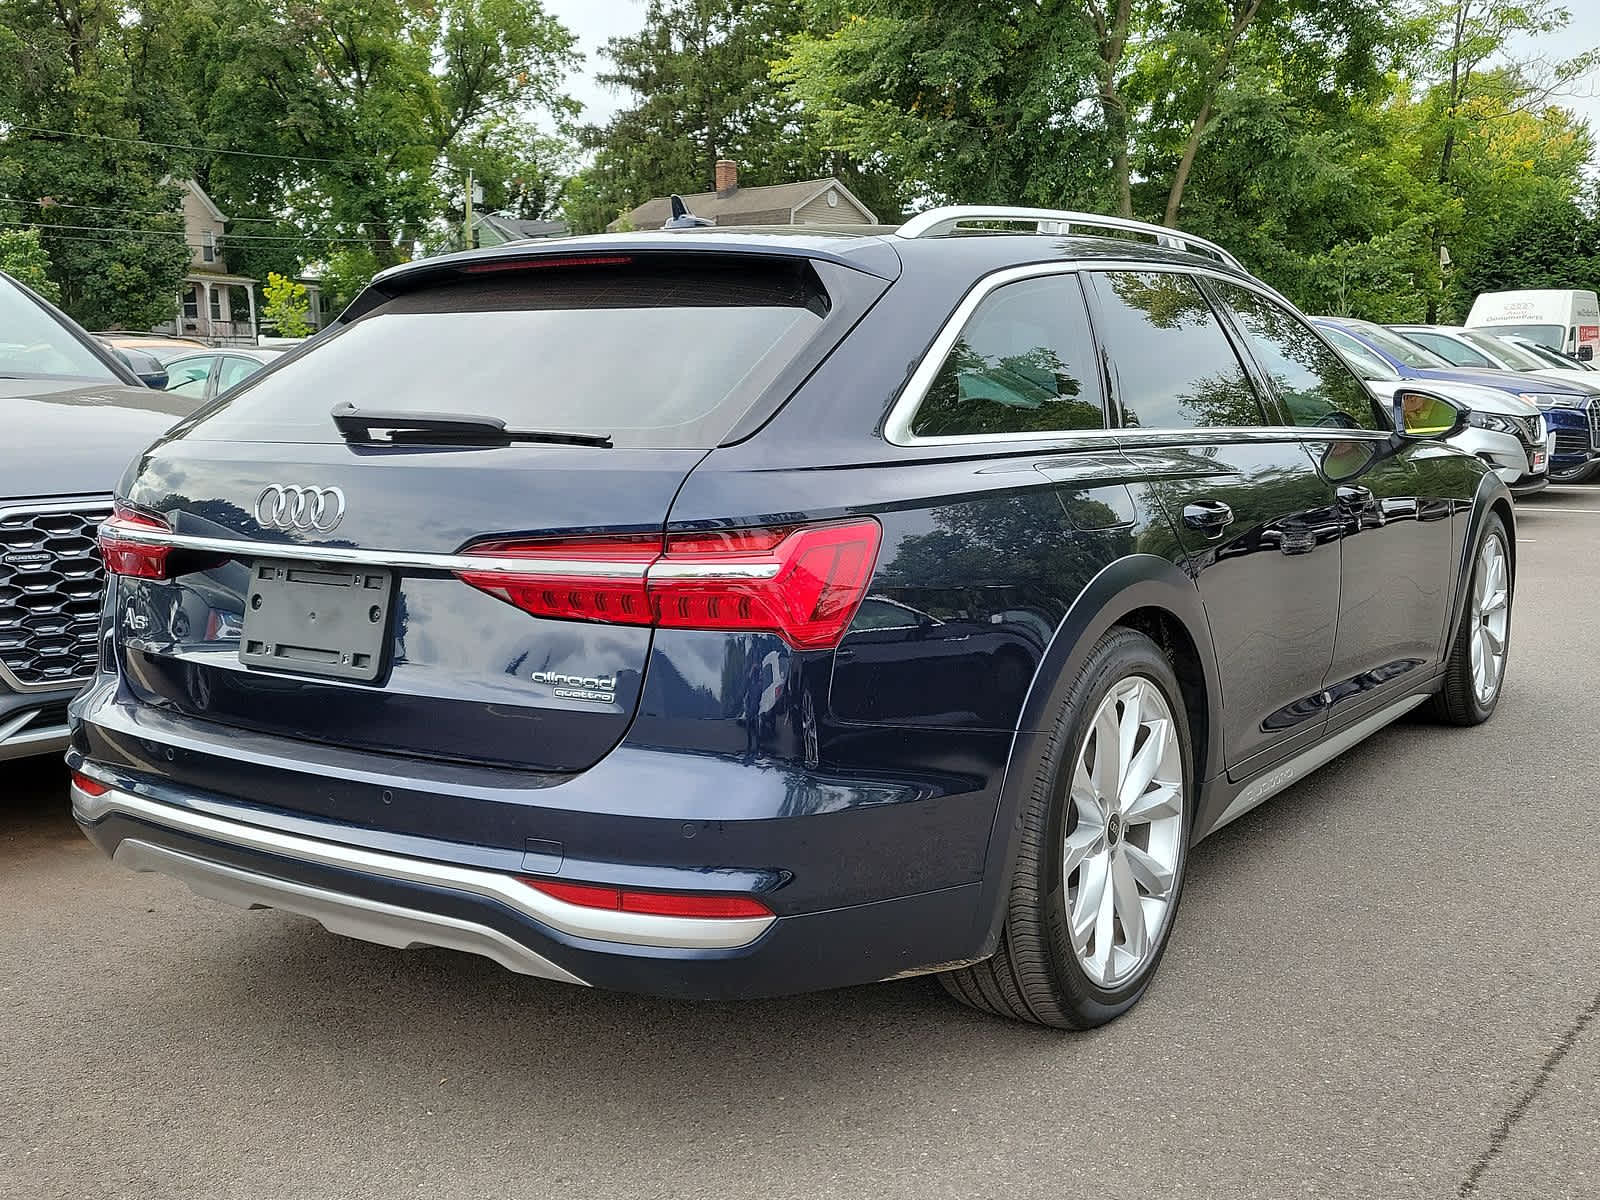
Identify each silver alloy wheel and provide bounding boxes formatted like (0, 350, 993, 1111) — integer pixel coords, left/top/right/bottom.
(1063, 676, 1185, 988)
(1470, 531, 1510, 704)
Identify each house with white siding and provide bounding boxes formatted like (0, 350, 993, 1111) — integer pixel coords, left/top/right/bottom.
(609, 161, 878, 232)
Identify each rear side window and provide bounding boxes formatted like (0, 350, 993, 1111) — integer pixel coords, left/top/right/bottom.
(1211, 282, 1381, 430)
(909, 275, 1105, 438)
(1086, 271, 1263, 429)
(1404, 329, 1491, 367)
(183, 259, 830, 448)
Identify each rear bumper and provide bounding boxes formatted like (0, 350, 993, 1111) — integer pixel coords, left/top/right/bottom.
(69, 752, 994, 1000)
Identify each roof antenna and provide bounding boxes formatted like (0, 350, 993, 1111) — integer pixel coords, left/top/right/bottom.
(662, 194, 714, 230)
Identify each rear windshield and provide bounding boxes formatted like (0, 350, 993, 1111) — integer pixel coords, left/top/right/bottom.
(1353, 323, 1450, 369)
(1476, 323, 1563, 351)
(182, 259, 830, 448)
(1457, 330, 1548, 371)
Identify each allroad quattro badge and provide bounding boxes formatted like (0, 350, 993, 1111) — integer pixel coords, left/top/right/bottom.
(255, 484, 346, 533)
(531, 669, 618, 703)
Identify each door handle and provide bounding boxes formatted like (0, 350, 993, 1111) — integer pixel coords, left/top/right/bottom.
(1336, 484, 1373, 509)
(1182, 499, 1234, 534)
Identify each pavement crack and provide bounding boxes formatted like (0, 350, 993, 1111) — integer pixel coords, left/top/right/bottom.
(1457, 987, 1600, 1197)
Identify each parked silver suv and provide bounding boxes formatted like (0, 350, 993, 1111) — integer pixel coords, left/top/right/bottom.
(0, 272, 187, 759)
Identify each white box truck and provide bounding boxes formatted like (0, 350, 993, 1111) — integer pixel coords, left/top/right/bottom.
(1465, 289, 1600, 361)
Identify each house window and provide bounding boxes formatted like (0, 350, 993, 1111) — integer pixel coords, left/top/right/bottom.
(182, 286, 199, 320)
(202, 230, 215, 264)
(209, 288, 223, 321)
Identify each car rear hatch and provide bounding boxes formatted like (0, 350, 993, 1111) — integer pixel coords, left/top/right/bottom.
(104, 249, 892, 774)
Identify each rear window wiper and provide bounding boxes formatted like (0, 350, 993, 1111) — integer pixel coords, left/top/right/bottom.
(330, 402, 612, 448)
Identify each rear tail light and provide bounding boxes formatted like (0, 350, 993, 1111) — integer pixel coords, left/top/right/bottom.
(457, 518, 882, 650)
(70, 771, 110, 797)
(98, 507, 174, 580)
(523, 878, 772, 919)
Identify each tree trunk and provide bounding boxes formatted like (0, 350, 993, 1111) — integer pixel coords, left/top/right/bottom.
(1163, 0, 1263, 227)
(1090, 0, 1135, 218)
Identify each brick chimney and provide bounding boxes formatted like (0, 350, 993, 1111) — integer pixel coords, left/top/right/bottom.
(714, 159, 739, 195)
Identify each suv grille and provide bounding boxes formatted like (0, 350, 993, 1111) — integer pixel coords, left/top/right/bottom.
(1589, 398, 1600, 449)
(1554, 430, 1590, 457)
(0, 502, 112, 690)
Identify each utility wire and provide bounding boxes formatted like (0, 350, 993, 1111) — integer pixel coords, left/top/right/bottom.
(0, 194, 302, 226)
(1, 123, 378, 168)
(0, 218, 385, 245)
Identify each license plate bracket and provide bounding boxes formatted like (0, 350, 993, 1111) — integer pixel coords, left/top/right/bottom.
(239, 560, 393, 682)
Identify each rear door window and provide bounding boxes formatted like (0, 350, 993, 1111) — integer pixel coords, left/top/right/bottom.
(182, 258, 831, 449)
(1085, 271, 1264, 429)
(165, 356, 217, 397)
(1211, 282, 1381, 430)
(909, 274, 1106, 438)
(1403, 329, 1491, 367)
(217, 356, 261, 393)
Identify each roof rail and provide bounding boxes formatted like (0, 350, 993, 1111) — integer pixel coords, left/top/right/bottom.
(894, 206, 1245, 271)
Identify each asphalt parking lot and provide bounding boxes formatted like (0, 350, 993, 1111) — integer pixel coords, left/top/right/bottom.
(4, 487, 1599, 1200)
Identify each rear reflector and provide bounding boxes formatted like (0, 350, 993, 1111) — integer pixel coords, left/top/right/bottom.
(98, 507, 174, 580)
(523, 879, 772, 919)
(70, 772, 110, 797)
(457, 517, 882, 650)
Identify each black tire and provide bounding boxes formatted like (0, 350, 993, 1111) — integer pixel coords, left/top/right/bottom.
(938, 627, 1195, 1029)
(1429, 513, 1512, 726)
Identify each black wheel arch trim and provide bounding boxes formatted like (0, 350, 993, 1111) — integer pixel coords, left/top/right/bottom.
(968, 553, 1222, 958)
(1445, 473, 1516, 646)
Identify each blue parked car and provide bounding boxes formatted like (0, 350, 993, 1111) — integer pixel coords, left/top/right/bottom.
(72, 209, 1518, 1028)
(1315, 317, 1600, 483)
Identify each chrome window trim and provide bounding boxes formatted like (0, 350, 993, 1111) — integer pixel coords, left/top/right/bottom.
(883, 259, 1346, 449)
(99, 522, 784, 582)
(0, 497, 113, 695)
(73, 778, 776, 951)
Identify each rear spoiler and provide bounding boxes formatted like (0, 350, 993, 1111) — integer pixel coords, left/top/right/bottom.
(343, 236, 903, 326)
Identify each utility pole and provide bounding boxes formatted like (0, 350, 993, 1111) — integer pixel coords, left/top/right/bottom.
(464, 168, 474, 251)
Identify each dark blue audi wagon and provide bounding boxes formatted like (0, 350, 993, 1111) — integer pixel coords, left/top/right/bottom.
(71, 207, 1514, 1027)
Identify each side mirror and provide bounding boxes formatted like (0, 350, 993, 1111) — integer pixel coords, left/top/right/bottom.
(106, 344, 169, 389)
(1393, 389, 1466, 440)
(1579, 345, 1594, 362)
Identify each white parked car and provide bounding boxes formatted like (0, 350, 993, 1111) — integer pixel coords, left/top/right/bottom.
(1504, 334, 1598, 372)
(1324, 325, 1549, 496)
(1389, 324, 1600, 391)
(1465, 288, 1600, 360)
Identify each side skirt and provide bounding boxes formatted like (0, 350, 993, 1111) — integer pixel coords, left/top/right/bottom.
(1198, 691, 1433, 839)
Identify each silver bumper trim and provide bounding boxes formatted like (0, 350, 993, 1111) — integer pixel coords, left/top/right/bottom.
(113, 838, 589, 985)
(0, 714, 70, 761)
(72, 780, 775, 951)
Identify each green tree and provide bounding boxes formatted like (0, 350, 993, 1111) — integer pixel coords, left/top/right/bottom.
(0, 0, 198, 327)
(0, 228, 61, 302)
(779, 3, 1113, 212)
(318, 248, 380, 312)
(176, 0, 578, 277)
(262, 270, 311, 337)
(572, 0, 898, 233)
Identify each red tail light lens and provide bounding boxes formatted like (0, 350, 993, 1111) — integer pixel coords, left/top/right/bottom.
(70, 771, 110, 797)
(457, 518, 881, 650)
(98, 507, 174, 580)
(455, 536, 660, 626)
(523, 878, 772, 919)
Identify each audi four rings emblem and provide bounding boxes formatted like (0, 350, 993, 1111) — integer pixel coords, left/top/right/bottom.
(255, 484, 347, 533)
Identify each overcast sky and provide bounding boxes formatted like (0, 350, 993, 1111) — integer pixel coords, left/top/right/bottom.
(547, 0, 1600, 153)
